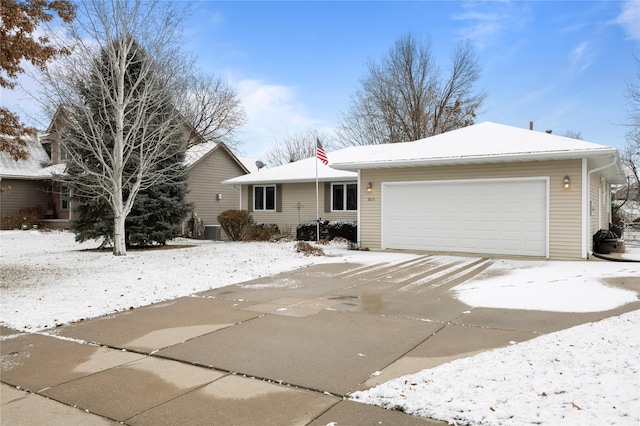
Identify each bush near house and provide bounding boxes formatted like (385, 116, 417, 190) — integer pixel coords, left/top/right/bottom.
(243, 222, 279, 241)
(217, 210, 280, 241)
(1, 206, 45, 230)
(327, 220, 357, 242)
(218, 209, 253, 241)
(296, 220, 357, 242)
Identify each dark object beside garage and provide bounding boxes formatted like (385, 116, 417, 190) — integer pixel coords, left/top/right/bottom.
(593, 229, 620, 254)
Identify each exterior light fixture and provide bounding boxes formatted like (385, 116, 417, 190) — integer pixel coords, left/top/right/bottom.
(563, 176, 570, 189)
(216, 193, 222, 200)
(367, 181, 373, 192)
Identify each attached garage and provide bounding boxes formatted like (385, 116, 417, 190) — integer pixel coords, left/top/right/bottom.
(382, 178, 548, 257)
(330, 122, 626, 260)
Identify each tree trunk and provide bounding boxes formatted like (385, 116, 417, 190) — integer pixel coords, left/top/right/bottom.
(113, 215, 127, 256)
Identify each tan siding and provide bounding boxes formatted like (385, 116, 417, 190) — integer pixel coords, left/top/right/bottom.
(186, 148, 246, 238)
(243, 182, 357, 237)
(588, 173, 609, 237)
(360, 159, 584, 259)
(0, 179, 51, 220)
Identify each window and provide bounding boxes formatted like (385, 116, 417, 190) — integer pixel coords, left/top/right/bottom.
(254, 185, 276, 211)
(332, 183, 357, 211)
(60, 143, 70, 161)
(61, 186, 69, 210)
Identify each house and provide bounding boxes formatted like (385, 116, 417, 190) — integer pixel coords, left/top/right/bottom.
(1, 110, 250, 237)
(0, 133, 64, 229)
(330, 122, 625, 260)
(182, 141, 251, 238)
(223, 155, 358, 236)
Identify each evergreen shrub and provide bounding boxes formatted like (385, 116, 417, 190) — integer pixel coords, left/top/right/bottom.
(296, 220, 357, 242)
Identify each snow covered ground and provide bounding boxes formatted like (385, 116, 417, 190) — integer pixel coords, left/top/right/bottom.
(1, 230, 639, 425)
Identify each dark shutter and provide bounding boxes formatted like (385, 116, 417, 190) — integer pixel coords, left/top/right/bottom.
(324, 183, 331, 212)
(276, 184, 282, 212)
(247, 185, 253, 211)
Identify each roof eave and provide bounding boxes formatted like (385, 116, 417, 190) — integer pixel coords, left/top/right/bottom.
(331, 149, 620, 171)
(223, 175, 357, 185)
(0, 173, 51, 180)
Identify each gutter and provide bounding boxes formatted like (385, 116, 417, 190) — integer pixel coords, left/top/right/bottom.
(331, 148, 619, 171)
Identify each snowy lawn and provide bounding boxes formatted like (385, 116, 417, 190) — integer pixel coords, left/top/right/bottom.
(1, 230, 413, 331)
(1, 230, 639, 425)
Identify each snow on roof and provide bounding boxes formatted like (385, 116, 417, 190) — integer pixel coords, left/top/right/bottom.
(330, 122, 620, 171)
(237, 156, 261, 174)
(0, 133, 52, 179)
(184, 141, 218, 168)
(224, 154, 357, 185)
(184, 142, 251, 175)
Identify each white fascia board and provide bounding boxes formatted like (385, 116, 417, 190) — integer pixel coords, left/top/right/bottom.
(223, 175, 357, 185)
(331, 148, 620, 171)
(0, 174, 50, 180)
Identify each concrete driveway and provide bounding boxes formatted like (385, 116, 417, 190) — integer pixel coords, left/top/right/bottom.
(2, 255, 638, 425)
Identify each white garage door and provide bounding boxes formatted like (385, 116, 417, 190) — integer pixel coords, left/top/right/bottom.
(382, 178, 547, 257)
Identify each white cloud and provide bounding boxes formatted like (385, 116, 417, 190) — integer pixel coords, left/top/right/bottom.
(615, 0, 640, 40)
(453, 1, 530, 48)
(569, 41, 593, 73)
(232, 78, 321, 156)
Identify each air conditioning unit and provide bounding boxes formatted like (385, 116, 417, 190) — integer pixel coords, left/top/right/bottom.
(204, 225, 221, 241)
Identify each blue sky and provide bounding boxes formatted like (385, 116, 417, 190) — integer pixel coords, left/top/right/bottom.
(3, 0, 639, 158)
(183, 0, 640, 158)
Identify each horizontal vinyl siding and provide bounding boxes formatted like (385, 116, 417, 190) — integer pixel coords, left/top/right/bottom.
(548, 163, 582, 260)
(0, 179, 51, 218)
(186, 149, 246, 238)
(245, 182, 357, 237)
(361, 159, 583, 259)
(589, 174, 608, 238)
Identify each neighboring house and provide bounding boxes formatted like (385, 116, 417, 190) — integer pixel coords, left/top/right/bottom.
(613, 182, 640, 223)
(330, 122, 625, 260)
(0, 133, 66, 229)
(615, 200, 640, 223)
(183, 141, 250, 238)
(1, 108, 250, 237)
(223, 155, 358, 236)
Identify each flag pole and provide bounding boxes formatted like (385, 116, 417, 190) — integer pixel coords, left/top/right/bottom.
(315, 141, 319, 242)
(315, 138, 328, 242)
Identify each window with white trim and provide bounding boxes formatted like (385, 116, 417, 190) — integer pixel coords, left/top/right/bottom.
(332, 183, 357, 211)
(254, 185, 276, 211)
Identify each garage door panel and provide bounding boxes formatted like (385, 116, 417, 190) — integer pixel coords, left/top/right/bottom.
(383, 179, 547, 257)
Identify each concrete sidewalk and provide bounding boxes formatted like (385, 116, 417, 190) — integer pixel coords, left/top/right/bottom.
(2, 256, 639, 425)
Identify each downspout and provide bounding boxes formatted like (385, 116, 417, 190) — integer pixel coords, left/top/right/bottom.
(585, 155, 618, 259)
(357, 170, 362, 247)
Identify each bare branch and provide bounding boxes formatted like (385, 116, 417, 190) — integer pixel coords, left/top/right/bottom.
(264, 130, 334, 166)
(337, 33, 485, 147)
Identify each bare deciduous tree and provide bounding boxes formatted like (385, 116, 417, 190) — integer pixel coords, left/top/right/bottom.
(264, 130, 334, 166)
(562, 130, 583, 140)
(337, 34, 485, 147)
(614, 56, 640, 220)
(175, 73, 247, 151)
(623, 57, 640, 200)
(43, 0, 191, 256)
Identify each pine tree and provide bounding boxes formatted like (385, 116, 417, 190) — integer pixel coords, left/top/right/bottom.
(125, 135, 193, 247)
(66, 36, 192, 248)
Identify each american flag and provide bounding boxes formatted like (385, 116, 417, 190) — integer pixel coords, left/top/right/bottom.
(316, 138, 328, 165)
